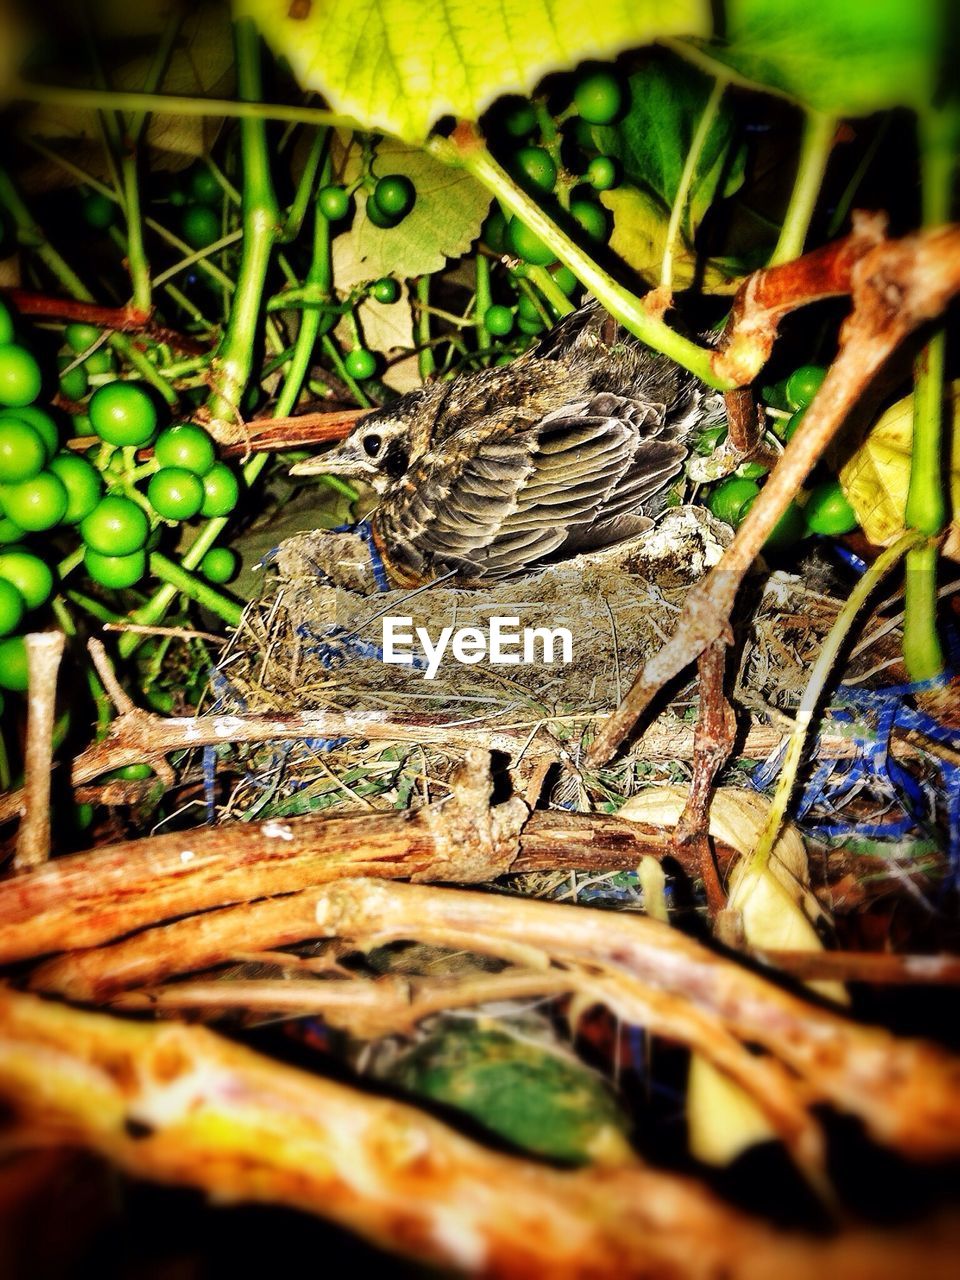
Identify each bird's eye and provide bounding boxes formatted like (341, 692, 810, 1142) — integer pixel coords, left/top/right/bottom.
(362, 433, 382, 458)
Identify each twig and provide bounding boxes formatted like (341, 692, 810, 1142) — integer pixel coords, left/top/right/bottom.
(3, 989, 959, 1279)
(587, 218, 960, 765)
(2, 291, 207, 353)
(13, 632, 65, 870)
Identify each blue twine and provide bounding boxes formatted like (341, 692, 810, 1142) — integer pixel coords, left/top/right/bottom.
(332, 518, 391, 592)
(752, 665, 960, 878)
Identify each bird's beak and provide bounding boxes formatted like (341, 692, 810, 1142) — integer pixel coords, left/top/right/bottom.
(289, 441, 377, 479)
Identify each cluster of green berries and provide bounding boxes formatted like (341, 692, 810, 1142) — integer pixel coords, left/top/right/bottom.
(0, 297, 242, 691)
(170, 165, 224, 251)
(317, 172, 416, 231)
(494, 69, 623, 272)
(705, 364, 858, 548)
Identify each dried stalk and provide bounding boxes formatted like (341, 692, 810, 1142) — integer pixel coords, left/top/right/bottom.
(4, 290, 207, 353)
(14, 632, 65, 871)
(2, 989, 958, 1279)
(588, 218, 960, 764)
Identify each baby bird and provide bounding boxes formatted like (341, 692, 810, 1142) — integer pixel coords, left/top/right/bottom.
(291, 302, 720, 586)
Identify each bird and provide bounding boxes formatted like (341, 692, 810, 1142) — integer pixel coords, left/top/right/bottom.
(290, 301, 724, 587)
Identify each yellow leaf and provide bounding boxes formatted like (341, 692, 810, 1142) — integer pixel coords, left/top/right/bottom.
(239, 0, 710, 143)
(601, 187, 741, 293)
(839, 383, 960, 550)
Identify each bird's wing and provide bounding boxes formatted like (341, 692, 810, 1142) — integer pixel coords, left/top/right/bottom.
(389, 391, 686, 577)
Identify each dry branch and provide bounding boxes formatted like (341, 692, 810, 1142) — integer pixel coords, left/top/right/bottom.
(2, 989, 958, 1278)
(3, 290, 208, 354)
(589, 217, 960, 765)
(14, 632, 64, 870)
(0, 800, 691, 965)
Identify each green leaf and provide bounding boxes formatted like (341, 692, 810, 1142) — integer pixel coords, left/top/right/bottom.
(695, 0, 937, 115)
(592, 51, 745, 237)
(238, 0, 710, 142)
(331, 135, 491, 284)
(387, 1023, 634, 1165)
(601, 186, 741, 292)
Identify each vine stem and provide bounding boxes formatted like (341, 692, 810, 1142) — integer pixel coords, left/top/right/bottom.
(13, 81, 353, 130)
(206, 19, 281, 432)
(661, 76, 727, 290)
(768, 110, 835, 267)
(748, 529, 923, 877)
(903, 106, 954, 680)
(149, 554, 243, 628)
(0, 166, 176, 405)
(474, 252, 492, 356)
(416, 277, 436, 381)
(431, 124, 732, 390)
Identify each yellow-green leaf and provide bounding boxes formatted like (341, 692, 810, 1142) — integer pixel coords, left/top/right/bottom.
(839, 383, 960, 551)
(601, 186, 741, 293)
(238, 0, 710, 142)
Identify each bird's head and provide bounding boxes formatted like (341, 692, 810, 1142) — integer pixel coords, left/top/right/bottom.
(289, 389, 435, 494)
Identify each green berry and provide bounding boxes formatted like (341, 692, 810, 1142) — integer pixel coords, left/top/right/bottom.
(0, 578, 24, 636)
(64, 323, 103, 354)
(573, 70, 623, 125)
(0, 635, 27, 691)
(570, 198, 608, 242)
(0, 550, 53, 609)
(344, 348, 377, 381)
(58, 355, 89, 401)
(84, 548, 147, 589)
(181, 204, 220, 250)
(586, 155, 619, 191)
(148, 467, 204, 520)
(513, 147, 557, 193)
(80, 191, 115, 229)
(708, 476, 761, 526)
(502, 101, 537, 138)
(80, 494, 149, 555)
(785, 365, 827, 411)
(318, 186, 350, 221)
(737, 461, 769, 480)
(200, 546, 238, 583)
(0, 344, 42, 407)
(200, 462, 240, 517)
(373, 175, 415, 219)
(0, 515, 24, 544)
(506, 217, 556, 266)
(483, 304, 514, 337)
(89, 382, 157, 447)
(154, 423, 216, 475)
(777, 406, 806, 443)
(517, 315, 545, 336)
(0, 300, 14, 346)
(764, 500, 808, 551)
(365, 197, 399, 228)
(83, 347, 116, 376)
(0, 471, 68, 531)
(371, 277, 401, 304)
(696, 424, 728, 455)
(188, 165, 221, 205)
(3, 406, 59, 460)
(517, 293, 544, 324)
(551, 266, 579, 296)
(48, 452, 102, 523)
(482, 208, 508, 253)
(761, 379, 790, 412)
(804, 480, 858, 536)
(0, 419, 46, 483)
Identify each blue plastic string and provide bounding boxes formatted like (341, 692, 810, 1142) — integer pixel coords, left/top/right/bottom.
(751, 665, 960, 878)
(332, 518, 391, 592)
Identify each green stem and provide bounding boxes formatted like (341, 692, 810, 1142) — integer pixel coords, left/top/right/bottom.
(274, 162, 333, 419)
(474, 252, 492, 355)
(0, 165, 175, 404)
(128, 7, 183, 143)
(117, 455, 269, 661)
(121, 148, 151, 312)
(416, 277, 435, 381)
(750, 529, 923, 876)
(527, 266, 575, 317)
(768, 110, 835, 266)
(903, 106, 954, 680)
(280, 129, 329, 243)
(431, 133, 730, 389)
(149, 552, 243, 628)
(661, 76, 726, 289)
(206, 19, 281, 425)
(14, 82, 353, 130)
